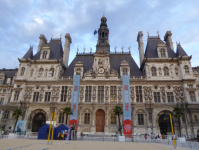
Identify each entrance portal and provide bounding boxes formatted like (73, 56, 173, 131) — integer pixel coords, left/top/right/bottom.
(158, 114, 173, 135)
(32, 112, 46, 132)
(96, 109, 105, 132)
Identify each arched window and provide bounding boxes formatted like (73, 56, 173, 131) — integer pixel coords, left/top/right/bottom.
(30, 69, 34, 77)
(160, 49, 166, 57)
(123, 68, 128, 75)
(50, 68, 54, 77)
(76, 68, 81, 75)
(184, 65, 189, 74)
(59, 113, 64, 123)
(151, 67, 157, 76)
(21, 67, 25, 76)
(164, 67, 169, 76)
(111, 113, 116, 124)
(4, 110, 9, 119)
(42, 51, 47, 59)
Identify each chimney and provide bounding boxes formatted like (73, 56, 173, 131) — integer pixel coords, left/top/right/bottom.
(164, 31, 174, 51)
(63, 33, 72, 67)
(137, 31, 145, 66)
(37, 34, 47, 52)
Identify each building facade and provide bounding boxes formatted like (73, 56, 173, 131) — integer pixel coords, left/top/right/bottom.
(0, 16, 199, 137)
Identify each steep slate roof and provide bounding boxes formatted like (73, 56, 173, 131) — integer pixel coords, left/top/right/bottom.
(192, 66, 199, 73)
(145, 37, 177, 58)
(62, 53, 144, 77)
(33, 39, 63, 60)
(176, 44, 188, 56)
(0, 69, 18, 77)
(22, 47, 33, 59)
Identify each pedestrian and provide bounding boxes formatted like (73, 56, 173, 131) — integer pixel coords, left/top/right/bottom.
(144, 133, 147, 139)
(65, 131, 68, 140)
(151, 133, 154, 142)
(81, 132, 84, 140)
(197, 133, 199, 142)
(157, 134, 160, 143)
(162, 133, 164, 139)
(61, 128, 65, 140)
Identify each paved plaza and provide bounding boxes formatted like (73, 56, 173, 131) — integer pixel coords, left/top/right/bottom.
(0, 139, 190, 150)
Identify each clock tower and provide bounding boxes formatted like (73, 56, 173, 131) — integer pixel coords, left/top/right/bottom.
(96, 15, 110, 53)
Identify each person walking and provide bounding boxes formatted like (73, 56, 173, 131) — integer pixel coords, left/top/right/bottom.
(157, 134, 160, 143)
(81, 132, 84, 140)
(197, 133, 199, 142)
(61, 129, 65, 140)
(144, 133, 147, 140)
(65, 131, 68, 140)
(151, 133, 154, 142)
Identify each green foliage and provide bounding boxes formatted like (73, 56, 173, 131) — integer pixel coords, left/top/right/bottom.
(63, 107, 73, 115)
(12, 108, 23, 119)
(113, 105, 123, 116)
(173, 106, 184, 119)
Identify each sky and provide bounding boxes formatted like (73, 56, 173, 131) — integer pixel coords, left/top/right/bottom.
(0, 0, 199, 69)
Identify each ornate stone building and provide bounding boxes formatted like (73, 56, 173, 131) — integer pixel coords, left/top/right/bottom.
(0, 15, 199, 137)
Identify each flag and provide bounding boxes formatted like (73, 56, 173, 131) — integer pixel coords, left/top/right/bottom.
(94, 30, 97, 36)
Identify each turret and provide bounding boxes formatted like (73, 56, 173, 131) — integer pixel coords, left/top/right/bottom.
(37, 34, 47, 52)
(63, 33, 72, 67)
(137, 31, 145, 66)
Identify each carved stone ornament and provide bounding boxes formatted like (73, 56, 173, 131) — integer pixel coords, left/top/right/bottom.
(92, 86, 97, 101)
(159, 68, 162, 75)
(130, 86, 135, 102)
(79, 86, 84, 102)
(51, 86, 60, 102)
(84, 68, 93, 76)
(105, 86, 109, 101)
(24, 86, 33, 101)
(94, 49, 109, 55)
(110, 68, 118, 75)
(174, 86, 184, 101)
(118, 86, 122, 102)
(68, 86, 73, 101)
(160, 87, 166, 102)
(175, 68, 178, 75)
(39, 86, 45, 101)
(143, 86, 153, 100)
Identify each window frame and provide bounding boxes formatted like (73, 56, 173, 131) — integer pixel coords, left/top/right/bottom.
(167, 92, 174, 103)
(42, 51, 48, 59)
(59, 113, 64, 123)
(0, 98, 4, 104)
(14, 91, 20, 101)
(61, 86, 68, 102)
(85, 86, 92, 102)
(136, 86, 143, 102)
(151, 67, 157, 76)
(123, 68, 128, 75)
(98, 86, 104, 103)
(138, 114, 144, 125)
(33, 92, 39, 102)
(4, 110, 9, 119)
(84, 113, 90, 124)
(111, 113, 117, 124)
(45, 92, 51, 102)
(154, 92, 161, 103)
(189, 91, 196, 102)
(21, 67, 25, 76)
(110, 86, 117, 103)
(160, 49, 166, 57)
(164, 67, 169, 76)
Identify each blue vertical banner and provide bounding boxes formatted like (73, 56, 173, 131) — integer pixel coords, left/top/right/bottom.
(69, 75, 81, 131)
(122, 75, 132, 135)
(14, 120, 26, 132)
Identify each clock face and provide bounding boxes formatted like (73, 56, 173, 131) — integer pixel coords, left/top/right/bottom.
(98, 68, 104, 74)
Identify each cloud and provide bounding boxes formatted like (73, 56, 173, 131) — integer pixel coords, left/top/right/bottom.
(0, 0, 199, 69)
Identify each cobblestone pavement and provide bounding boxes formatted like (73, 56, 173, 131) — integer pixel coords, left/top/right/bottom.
(0, 139, 189, 150)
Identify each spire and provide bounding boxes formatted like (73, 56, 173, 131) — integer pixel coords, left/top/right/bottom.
(176, 43, 188, 56)
(22, 46, 33, 59)
(96, 15, 110, 53)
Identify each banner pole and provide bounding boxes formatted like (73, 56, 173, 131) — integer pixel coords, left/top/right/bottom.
(170, 114, 176, 149)
(51, 112, 55, 145)
(47, 112, 53, 145)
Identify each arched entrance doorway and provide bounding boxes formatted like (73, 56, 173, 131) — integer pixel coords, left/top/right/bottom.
(158, 114, 173, 135)
(96, 109, 105, 132)
(32, 112, 46, 132)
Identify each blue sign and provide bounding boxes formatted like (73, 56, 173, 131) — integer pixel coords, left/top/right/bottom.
(14, 120, 26, 132)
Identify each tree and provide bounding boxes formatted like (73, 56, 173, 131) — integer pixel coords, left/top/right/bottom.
(173, 106, 184, 137)
(113, 105, 123, 136)
(63, 107, 73, 125)
(12, 108, 23, 133)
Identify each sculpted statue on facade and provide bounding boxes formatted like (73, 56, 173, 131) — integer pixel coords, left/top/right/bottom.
(174, 86, 184, 101)
(159, 68, 162, 75)
(130, 86, 135, 102)
(118, 86, 122, 102)
(68, 87, 72, 100)
(79, 86, 84, 102)
(160, 87, 166, 102)
(105, 86, 109, 101)
(144, 86, 153, 100)
(175, 68, 178, 75)
(92, 86, 97, 101)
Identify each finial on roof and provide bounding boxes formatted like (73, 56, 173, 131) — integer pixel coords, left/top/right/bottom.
(51, 32, 53, 38)
(103, 11, 105, 17)
(60, 33, 62, 39)
(157, 30, 159, 37)
(147, 31, 149, 37)
(176, 41, 181, 45)
(128, 46, 131, 53)
(121, 46, 124, 52)
(90, 47, 92, 52)
(83, 45, 86, 53)
(77, 45, 79, 53)
(114, 47, 117, 53)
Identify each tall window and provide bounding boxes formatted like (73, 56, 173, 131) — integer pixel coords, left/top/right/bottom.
(8, 97, 11, 104)
(42, 51, 47, 59)
(85, 86, 92, 102)
(30, 69, 34, 77)
(14, 91, 20, 101)
(4, 110, 9, 119)
(0, 98, 4, 104)
(84, 113, 90, 124)
(164, 67, 169, 76)
(61, 86, 68, 102)
(160, 49, 166, 57)
(136, 86, 142, 102)
(123, 68, 128, 75)
(111, 113, 116, 124)
(98, 86, 104, 102)
(45, 92, 51, 102)
(76, 68, 81, 75)
(59, 113, 64, 123)
(21, 67, 25, 76)
(189, 91, 196, 102)
(151, 67, 157, 76)
(184, 65, 189, 75)
(110, 86, 117, 103)
(154, 92, 160, 102)
(167, 92, 174, 103)
(194, 115, 198, 122)
(138, 114, 144, 125)
(50, 68, 54, 77)
(33, 92, 39, 102)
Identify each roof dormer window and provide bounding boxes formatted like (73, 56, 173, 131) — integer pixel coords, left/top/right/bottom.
(42, 51, 47, 59)
(160, 49, 166, 57)
(21, 67, 25, 76)
(184, 65, 189, 75)
(123, 68, 128, 75)
(76, 68, 81, 75)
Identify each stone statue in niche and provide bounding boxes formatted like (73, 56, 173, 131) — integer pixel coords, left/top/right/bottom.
(68, 87, 72, 100)
(174, 86, 184, 101)
(130, 86, 135, 101)
(159, 68, 162, 75)
(143, 87, 153, 100)
(92, 86, 97, 101)
(79, 86, 84, 101)
(105, 86, 109, 100)
(118, 86, 122, 101)
(175, 68, 178, 75)
(160, 87, 166, 102)
(98, 59, 103, 67)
